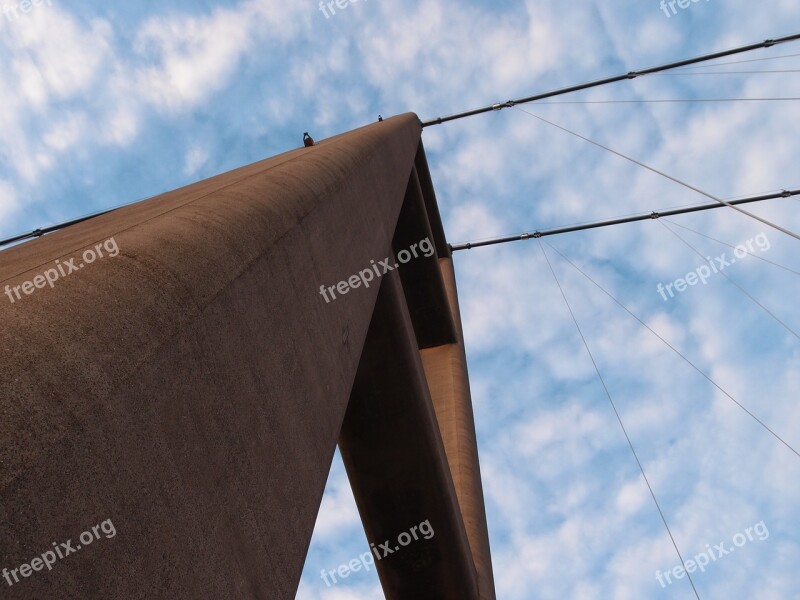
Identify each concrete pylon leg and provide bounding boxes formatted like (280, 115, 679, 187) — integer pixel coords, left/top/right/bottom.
(420, 257, 496, 600)
(0, 115, 422, 599)
(339, 269, 480, 600)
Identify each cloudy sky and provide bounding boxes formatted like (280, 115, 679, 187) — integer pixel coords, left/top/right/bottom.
(2, 0, 799, 598)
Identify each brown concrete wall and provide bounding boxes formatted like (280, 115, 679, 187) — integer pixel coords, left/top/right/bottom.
(339, 270, 479, 600)
(0, 114, 421, 599)
(420, 257, 497, 600)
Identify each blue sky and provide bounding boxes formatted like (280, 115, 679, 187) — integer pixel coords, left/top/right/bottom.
(2, 0, 800, 598)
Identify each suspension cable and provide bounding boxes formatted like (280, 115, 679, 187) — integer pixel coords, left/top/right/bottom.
(512, 106, 800, 242)
(538, 240, 701, 600)
(421, 33, 800, 127)
(542, 239, 800, 459)
(450, 189, 800, 251)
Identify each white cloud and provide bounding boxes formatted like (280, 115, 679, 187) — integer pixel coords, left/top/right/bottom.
(0, 179, 19, 224)
(183, 143, 210, 176)
(132, 0, 307, 111)
(3, 1, 800, 598)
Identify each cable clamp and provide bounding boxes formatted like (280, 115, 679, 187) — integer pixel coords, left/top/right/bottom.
(504, 100, 516, 108)
(532, 231, 542, 239)
(764, 39, 776, 47)
(491, 103, 503, 111)
(31, 228, 44, 237)
(520, 232, 530, 240)
(781, 190, 792, 198)
(649, 211, 660, 219)
(626, 71, 639, 79)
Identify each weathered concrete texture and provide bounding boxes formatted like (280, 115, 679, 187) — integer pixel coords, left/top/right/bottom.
(338, 271, 480, 600)
(413, 143, 449, 259)
(391, 166, 456, 349)
(337, 154, 496, 598)
(420, 257, 496, 600)
(0, 114, 422, 599)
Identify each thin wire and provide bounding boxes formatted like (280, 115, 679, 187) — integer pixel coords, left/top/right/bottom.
(726, 184, 800, 200)
(421, 33, 800, 126)
(662, 219, 800, 277)
(449, 187, 800, 251)
(0, 192, 161, 249)
(421, 33, 800, 129)
(534, 97, 800, 105)
(674, 51, 800, 70)
(651, 69, 800, 75)
(543, 239, 800, 459)
(656, 220, 800, 341)
(512, 106, 800, 243)
(450, 189, 800, 252)
(537, 240, 702, 600)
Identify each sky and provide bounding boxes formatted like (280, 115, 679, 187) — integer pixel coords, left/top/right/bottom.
(2, 0, 800, 598)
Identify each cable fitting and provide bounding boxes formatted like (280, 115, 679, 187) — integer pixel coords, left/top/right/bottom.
(764, 39, 776, 47)
(649, 212, 660, 219)
(31, 229, 44, 237)
(626, 71, 639, 79)
(532, 231, 542, 239)
(781, 190, 792, 197)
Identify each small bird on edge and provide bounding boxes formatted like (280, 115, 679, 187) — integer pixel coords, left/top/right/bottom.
(303, 132, 315, 147)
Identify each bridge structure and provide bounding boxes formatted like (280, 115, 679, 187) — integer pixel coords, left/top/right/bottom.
(0, 113, 496, 599)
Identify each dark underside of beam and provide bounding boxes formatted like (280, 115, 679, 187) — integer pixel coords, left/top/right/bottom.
(339, 270, 480, 599)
